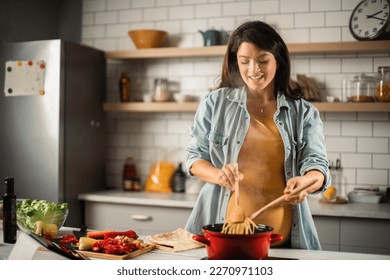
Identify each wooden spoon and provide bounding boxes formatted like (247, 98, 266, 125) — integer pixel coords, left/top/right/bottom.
(229, 179, 245, 223)
(249, 178, 318, 220)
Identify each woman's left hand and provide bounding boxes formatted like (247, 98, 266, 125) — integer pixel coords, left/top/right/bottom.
(284, 171, 324, 204)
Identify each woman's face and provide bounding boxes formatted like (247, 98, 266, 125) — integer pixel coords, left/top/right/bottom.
(237, 42, 277, 94)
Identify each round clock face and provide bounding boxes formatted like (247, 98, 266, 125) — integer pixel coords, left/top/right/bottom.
(349, 0, 390, 40)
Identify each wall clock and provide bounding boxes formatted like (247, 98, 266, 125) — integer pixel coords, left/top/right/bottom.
(349, 0, 390, 40)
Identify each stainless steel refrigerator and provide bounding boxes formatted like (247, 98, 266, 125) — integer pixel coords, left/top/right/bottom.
(0, 39, 106, 227)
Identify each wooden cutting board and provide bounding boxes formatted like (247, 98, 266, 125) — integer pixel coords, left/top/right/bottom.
(76, 244, 156, 260)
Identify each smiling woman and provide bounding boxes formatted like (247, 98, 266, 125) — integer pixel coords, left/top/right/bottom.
(184, 20, 330, 251)
(237, 44, 277, 98)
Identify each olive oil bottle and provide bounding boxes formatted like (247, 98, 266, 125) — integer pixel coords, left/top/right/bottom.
(3, 177, 17, 243)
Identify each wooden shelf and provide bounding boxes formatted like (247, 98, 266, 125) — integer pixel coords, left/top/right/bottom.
(105, 45, 226, 59)
(104, 41, 390, 113)
(311, 102, 390, 112)
(288, 40, 390, 54)
(103, 102, 199, 112)
(104, 102, 390, 113)
(105, 41, 390, 59)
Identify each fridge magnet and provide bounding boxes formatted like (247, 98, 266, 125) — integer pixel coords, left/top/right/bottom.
(3, 60, 46, 96)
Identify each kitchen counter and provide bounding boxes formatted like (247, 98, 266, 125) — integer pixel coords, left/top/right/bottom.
(78, 190, 390, 220)
(1, 230, 389, 260)
(79, 190, 390, 255)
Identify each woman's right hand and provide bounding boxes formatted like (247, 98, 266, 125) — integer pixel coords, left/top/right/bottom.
(217, 163, 244, 191)
(189, 160, 244, 191)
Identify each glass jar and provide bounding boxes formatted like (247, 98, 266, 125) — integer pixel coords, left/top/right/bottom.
(344, 73, 376, 102)
(322, 159, 347, 203)
(153, 78, 171, 102)
(376, 66, 390, 102)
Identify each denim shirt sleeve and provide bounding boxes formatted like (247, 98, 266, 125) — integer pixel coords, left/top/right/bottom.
(184, 88, 248, 233)
(184, 92, 213, 175)
(276, 95, 329, 250)
(301, 104, 331, 189)
(292, 99, 331, 190)
(185, 87, 247, 175)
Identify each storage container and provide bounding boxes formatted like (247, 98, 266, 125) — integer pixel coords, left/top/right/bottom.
(343, 74, 377, 102)
(376, 66, 390, 102)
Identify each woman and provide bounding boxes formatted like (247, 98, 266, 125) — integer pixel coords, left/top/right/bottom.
(184, 21, 330, 250)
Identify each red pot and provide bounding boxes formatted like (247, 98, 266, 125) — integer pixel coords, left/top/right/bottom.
(192, 223, 283, 260)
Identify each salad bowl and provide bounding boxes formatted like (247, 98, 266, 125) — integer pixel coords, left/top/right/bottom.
(16, 199, 69, 235)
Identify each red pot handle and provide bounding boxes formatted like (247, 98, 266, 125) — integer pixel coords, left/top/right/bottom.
(270, 233, 283, 244)
(192, 235, 210, 246)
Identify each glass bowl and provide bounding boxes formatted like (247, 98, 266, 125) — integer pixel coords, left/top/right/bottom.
(16, 206, 69, 233)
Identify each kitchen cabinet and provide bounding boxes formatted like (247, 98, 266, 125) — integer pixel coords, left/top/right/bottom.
(313, 216, 340, 252)
(79, 191, 197, 235)
(104, 41, 390, 113)
(83, 201, 192, 235)
(313, 216, 390, 255)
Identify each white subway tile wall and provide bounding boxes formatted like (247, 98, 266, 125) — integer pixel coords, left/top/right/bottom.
(82, 0, 389, 192)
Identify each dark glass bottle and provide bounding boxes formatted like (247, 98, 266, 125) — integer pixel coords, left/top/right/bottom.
(119, 71, 131, 102)
(171, 163, 186, 193)
(3, 177, 17, 243)
(123, 157, 138, 191)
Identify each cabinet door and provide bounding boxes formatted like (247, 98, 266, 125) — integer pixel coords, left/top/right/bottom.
(340, 217, 390, 255)
(84, 202, 192, 235)
(313, 216, 340, 251)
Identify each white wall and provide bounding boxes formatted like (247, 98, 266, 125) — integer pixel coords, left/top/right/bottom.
(81, 0, 390, 194)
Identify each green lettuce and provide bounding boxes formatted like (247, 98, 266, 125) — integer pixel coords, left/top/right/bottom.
(16, 199, 68, 231)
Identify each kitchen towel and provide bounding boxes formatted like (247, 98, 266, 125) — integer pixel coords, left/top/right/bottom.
(146, 228, 204, 252)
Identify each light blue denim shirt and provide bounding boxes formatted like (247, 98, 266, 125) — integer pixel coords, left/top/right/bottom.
(184, 86, 330, 250)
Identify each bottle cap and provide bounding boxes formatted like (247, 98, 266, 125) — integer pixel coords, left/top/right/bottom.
(5, 177, 14, 194)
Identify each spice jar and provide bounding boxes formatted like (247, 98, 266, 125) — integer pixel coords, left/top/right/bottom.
(376, 66, 390, 102)
(153, 78, 171, 102)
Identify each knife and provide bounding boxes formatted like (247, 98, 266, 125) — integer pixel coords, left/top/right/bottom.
(29, 232, 90, 260)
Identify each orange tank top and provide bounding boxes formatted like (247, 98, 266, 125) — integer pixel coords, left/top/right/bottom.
(226, 114, 292, 245)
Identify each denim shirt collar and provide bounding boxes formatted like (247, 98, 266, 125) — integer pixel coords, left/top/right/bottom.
(226, 86, 246, 107)
(226, 86, 290, 111)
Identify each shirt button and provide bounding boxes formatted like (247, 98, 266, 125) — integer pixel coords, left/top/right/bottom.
(287, 171, 292, 176)
(293, 223, 296, 227)
(237, 141, 240, 144)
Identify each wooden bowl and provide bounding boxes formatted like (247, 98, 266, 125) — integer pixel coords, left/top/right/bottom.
(128, 29, 168, 49)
